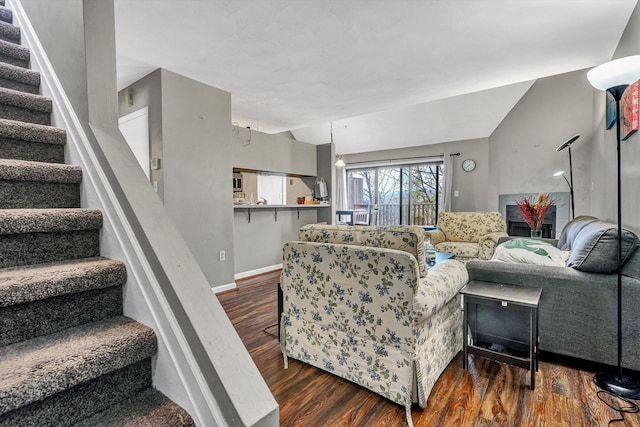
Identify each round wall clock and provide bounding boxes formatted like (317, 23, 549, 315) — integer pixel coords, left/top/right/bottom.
(462, 159, 476, 172)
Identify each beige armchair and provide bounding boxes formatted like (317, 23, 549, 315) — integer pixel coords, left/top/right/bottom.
(426, 211, 508, 261)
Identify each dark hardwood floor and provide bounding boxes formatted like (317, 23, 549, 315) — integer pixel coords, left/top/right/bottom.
(218, 270, 640, 426)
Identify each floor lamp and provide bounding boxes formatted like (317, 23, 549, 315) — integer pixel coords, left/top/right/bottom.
(587, 55, 640, 399)
(555, 134, 579, 219)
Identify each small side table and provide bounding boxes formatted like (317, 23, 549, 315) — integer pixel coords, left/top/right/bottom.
(461, 280, 542, 390)
(426, 251, 455, 266)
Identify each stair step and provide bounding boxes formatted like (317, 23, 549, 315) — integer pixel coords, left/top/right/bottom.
(75, 388, 195, 427)
(0, 118, 66, 163)
(0, 6, 12, 25)
(0, 257, 126, 307)
(0, 62, 39, 94)
(0, 20, 19, 44)
(0, 209, 102, 268)
(0, 316, 157, 417)
(0, 159, 81, 208)
(0, 257, 127, 346)
(0, 358, 152, 427)
(0, 38, 28, 68)
(0, 87, 51, 125)
(0, 158, 81, 183)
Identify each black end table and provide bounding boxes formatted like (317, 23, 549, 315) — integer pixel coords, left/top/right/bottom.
(461, 280, 542, 390)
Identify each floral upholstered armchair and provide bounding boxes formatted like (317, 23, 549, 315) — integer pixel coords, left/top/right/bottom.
(426, 211, 508, 262)
(280, 224, 469, 426)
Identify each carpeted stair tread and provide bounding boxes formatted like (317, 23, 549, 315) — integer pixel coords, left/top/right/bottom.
(0, 86, 50, 125)
(74, 388, 195, 427)
(0, 159, 81, 208)
(0, 86, 50, 113)
(0, 118, 65, 145)
(0, 20, 19, 44)
(0, 208, 102, 235)
(0, 38, 29, 68)
(0, 6, 12, 24)
(0, 62, 39, 93)
(0, 316, 157, 415)
(0, 257, 126, 307)
(0, 158, 81, 183)
(0, 360, 152, 427)
(0, 119, 66, 163)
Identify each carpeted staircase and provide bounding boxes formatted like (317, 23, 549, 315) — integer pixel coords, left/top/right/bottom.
(0, 2, 194, 425)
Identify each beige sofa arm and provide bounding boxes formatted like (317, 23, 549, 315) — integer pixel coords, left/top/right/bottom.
(426, 229, 446, 246)
(478, 231, 509, 259)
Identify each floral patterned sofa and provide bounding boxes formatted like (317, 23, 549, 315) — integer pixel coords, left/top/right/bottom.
(426, 211, 508, 262)
(280, 224, 469, 426)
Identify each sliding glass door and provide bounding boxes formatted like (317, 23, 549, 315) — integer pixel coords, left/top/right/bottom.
(410, 164, 441, 226)
(347, 161, 442, 226)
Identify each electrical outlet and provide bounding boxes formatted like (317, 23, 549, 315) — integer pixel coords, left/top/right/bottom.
(219, 250, 226, 261)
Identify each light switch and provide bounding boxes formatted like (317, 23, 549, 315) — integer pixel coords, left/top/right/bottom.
(454, 190, 459, 197)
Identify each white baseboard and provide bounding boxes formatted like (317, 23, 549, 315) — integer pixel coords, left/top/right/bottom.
(211, 282, 237, 294)
(234, 264, 282, 281)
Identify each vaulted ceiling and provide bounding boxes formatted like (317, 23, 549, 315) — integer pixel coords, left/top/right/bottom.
(114, 0, 638, 154)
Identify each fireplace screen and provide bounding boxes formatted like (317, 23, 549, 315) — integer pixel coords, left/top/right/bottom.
(506, 205, 556, 238)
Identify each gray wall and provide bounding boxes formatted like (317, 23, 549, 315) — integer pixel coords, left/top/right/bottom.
(118, 69, 236, 288)
(343, 67, 596, 220)
(316, 143, 334, 223)
(343, 137, 490, 212)
(232, 125, 317, 176)
(233, 208, 318, 273)
(590, 1, 640, 234)
(160, 69, 235, 288)
(231, 127, 321, 275)
(488, 69, 595, 216)
(118, 69, 164, 200)
(20, 0, 89, 130)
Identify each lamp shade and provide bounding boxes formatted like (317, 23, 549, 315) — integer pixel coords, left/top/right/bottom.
(587, 55, 640, 90)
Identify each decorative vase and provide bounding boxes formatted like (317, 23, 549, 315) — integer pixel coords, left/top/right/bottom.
(530, 229, 543, 239)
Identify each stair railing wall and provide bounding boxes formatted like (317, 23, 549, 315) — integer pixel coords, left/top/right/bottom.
(9, 0, 279, 426)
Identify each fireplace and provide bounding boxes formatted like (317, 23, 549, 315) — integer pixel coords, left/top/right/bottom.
(506, 205, 556, 238)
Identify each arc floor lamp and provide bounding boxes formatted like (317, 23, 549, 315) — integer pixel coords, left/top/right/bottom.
(555, 134, 579, 219)
(587, 54, 640, 399)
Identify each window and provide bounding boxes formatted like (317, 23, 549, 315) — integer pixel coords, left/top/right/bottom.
(257, 174, 286, 205)
(347, 161, 443, 226)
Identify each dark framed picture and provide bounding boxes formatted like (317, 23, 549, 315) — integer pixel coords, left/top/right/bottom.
(606, 90, 616, 130)
(621, 80, 639, 141)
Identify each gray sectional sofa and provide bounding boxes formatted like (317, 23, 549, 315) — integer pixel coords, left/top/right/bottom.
(466, 216, 640, 371)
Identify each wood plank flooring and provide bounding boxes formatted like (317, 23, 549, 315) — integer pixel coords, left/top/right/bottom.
(218, 270, 640, 426)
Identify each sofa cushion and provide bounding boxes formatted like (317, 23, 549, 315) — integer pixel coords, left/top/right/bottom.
(298, 224, 427, 277)
(557, 215, 599, 250)
(437, 211, 506, 243)
(566, 221, 639, 273)
(492, 238, 566, 267)
(413, 259, 468, 323)
(434, 242, 479, 260)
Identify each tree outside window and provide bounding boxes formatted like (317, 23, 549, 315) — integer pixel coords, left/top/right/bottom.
(347, 162, 443, 226)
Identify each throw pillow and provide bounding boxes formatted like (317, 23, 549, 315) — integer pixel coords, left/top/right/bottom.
(557, 215, 599, 250)
(566, 221, 639, 273)
(492, 238, 566, 267)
